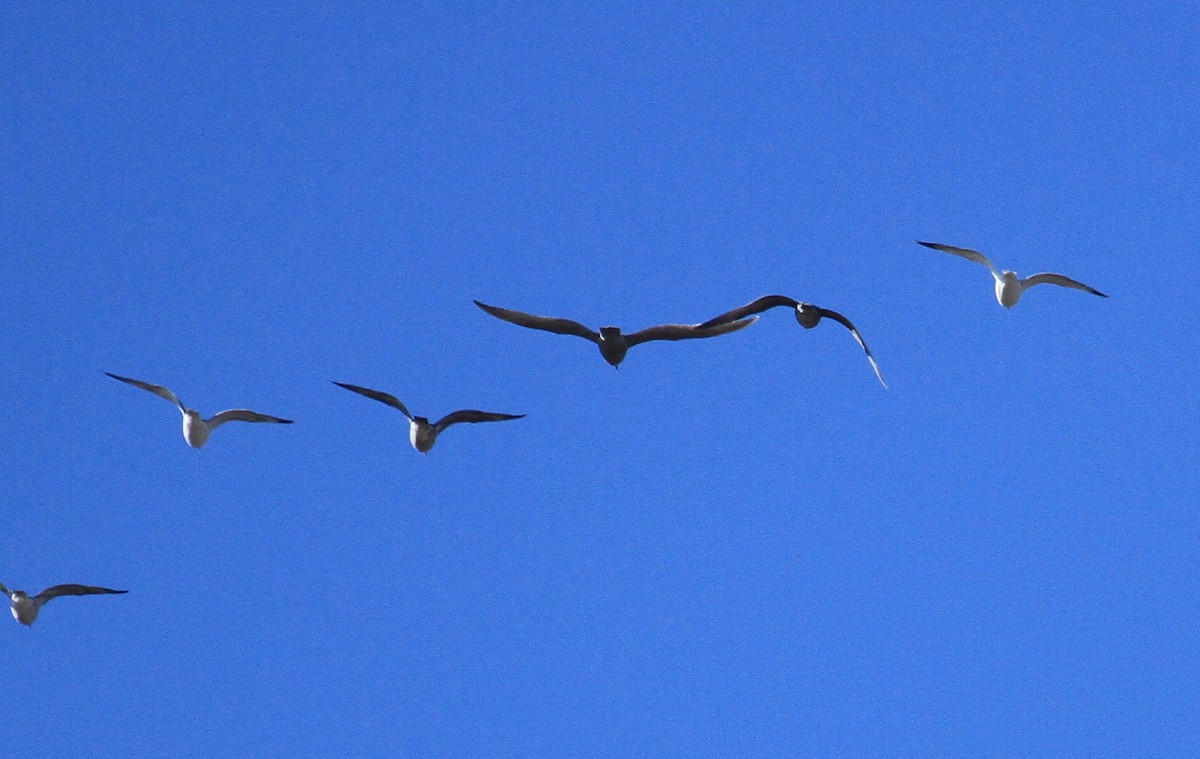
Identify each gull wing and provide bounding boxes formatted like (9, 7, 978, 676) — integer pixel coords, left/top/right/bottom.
(695, 295, 799, 329)
(105, 372, 186, 413)
(34, 584, 128, 602)
(433, 410, 526, 433)
(473, 301, 600, 343)
(626, 316, 757, 346)
(207, 409, 294, 428)
(1021, 273, 1107, 298)
(916, 241, 1000, 277)
(0, 581, 9, 597)
(816, 307, 888, 388)
(331, 381, 413, 420)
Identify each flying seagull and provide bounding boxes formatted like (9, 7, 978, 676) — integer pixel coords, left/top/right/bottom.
(0, 581, 127, 626)
(697, 295, 886, 387)
(917, 241, 1107, 308)
(105, 372, 293, 448)
(332, 381, 524, 454)
(474, 300, 757, 367)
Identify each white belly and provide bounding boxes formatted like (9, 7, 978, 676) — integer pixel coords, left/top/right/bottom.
(11, 598, 39, 625)
(410, 421, 437, 453)
(996, 277, 1023, 308)
(183, 414, 211, 448)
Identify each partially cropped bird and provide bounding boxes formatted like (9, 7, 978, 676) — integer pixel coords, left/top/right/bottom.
(697, 295, 886, 387)
(917, 241, 1107, 308)
(1, 581, 127, 626)
(332, 381, 524, 454)
(474, 300, 756, 367)
(105, 372, 293, 449)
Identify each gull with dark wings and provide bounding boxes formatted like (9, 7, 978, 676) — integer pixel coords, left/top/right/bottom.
(332, 381, 524, 454)
(917, 241, 1107, 308)
(105, 372, 293, 449)
(697, 295, 886, 387)
(474, 300, 757, 367)
(1, 581, 127, 626)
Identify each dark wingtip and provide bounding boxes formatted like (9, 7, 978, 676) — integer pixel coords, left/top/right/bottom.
(697, 311, 763, 331)
(727, 316, 758, 330)
(915, 240, 938, 249)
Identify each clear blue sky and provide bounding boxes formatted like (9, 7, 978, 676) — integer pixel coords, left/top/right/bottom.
(3, 3, 1198, 756)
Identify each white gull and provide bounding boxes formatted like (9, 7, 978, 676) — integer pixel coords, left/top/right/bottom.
(1, 581, 127, 626)
(106, 372, 293, 448)
(917, 241, 1107, 308)
(332, 381, 523, 454)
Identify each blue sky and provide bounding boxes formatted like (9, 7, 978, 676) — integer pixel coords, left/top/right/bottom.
(3, 2, 1198, 756)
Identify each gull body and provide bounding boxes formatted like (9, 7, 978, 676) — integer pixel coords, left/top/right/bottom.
(0, 581, 127, 626)
(332, 381, 524, 454)
(105, 372, 293, 448)
(474, 300, 757, 367)
(917, 241, 1107, 308)
(698, 294, 886, 387)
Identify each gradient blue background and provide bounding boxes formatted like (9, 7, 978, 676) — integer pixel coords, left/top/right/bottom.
(4, 3, 1197, 756)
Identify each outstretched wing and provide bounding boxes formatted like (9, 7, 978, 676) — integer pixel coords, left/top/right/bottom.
(0, 581, 9, 597)
(474, 301, 600, 343)
(434, 410, 525, 433)
(916, 241, 999, 277)
(1021, 273, 1107, 298)
(817, 308, 887, 388)
(627, 316, 757, 346)
(695, 295, 799, 329)
(105, 372, 186, 413)
(331, 381, 413, 420)
(207, 409, 294, 428)
(34, 584, 128, 602)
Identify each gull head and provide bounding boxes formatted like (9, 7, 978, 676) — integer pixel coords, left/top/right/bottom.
(182, 410, 212, 448)
(597, 327, 629, 367)
(996, 271, 1023, 308)
(409, 418, 438, 453)
(793, 304, 822, 329)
